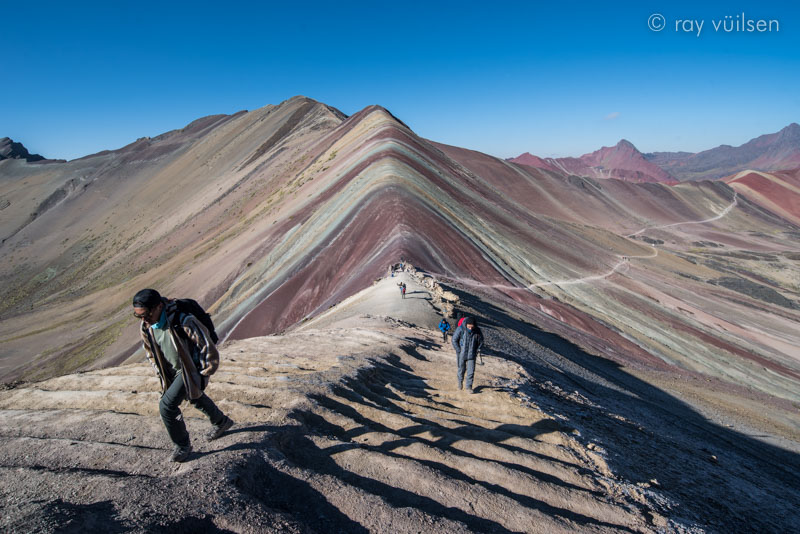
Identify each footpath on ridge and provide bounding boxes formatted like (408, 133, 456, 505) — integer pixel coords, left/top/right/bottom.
(0, 272, 664, 533)
(4, 271, 798, 532)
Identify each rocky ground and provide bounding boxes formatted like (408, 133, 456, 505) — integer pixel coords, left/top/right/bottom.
(1, 274, 798, 533)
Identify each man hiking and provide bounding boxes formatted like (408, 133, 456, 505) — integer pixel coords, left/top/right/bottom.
(133, 289, 233, 462)
(451, 316, 484, 393)
(438, 318, 451, 341)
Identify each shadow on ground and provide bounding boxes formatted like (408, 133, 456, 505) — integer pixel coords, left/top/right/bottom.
(444, 282, 800, 532)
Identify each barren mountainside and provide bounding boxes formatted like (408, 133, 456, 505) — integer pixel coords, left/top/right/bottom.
(1, 96, 800, 532)
(1, 97, 799, 407)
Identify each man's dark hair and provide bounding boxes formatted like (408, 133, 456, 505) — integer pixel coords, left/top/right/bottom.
(133, 288, 162, 309)
(465, 317, 476, 326)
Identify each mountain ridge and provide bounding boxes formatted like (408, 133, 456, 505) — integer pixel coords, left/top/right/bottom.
(512, 123, 800, 183)
(0, 137, 46, 163)
(1, 97, 798, 411)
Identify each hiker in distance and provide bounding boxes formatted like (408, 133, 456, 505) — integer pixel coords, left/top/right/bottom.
(438, 317, 451, 342)
(133, 289, 234, 462)
(451, 316, 484, 393)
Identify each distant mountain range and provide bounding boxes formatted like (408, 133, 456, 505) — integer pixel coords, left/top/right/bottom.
(512, 123, 800, 183)
(513, 139, 676, 184)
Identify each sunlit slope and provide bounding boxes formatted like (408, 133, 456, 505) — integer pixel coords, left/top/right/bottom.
(1, 97, 798, 405)
(0, 96, 346, 380)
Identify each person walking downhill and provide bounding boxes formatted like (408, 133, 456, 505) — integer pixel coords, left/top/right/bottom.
(438, 318, 451, 342)
(133, 289, 234, 463)
(451, 316, 484, 393)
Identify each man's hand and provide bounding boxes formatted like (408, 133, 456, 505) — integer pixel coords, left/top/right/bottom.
(200, 360, 219, 376)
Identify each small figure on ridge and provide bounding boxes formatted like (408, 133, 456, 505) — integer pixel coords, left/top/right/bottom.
(439, 317, 451, 342)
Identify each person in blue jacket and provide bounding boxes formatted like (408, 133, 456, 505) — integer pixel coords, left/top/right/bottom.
(438, 318, 451, 341)
(451, 317, 484, 393)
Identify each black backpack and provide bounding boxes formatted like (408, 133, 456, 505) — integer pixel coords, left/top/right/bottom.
(171, 298, 219, 344)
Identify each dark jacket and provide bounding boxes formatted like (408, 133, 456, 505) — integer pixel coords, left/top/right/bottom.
(439, 320, 450, 333)
(139, 299, 220, 400)
(452, 324, 483, 361)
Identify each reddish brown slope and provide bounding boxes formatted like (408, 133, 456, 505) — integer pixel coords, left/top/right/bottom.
(726, 169, 800, 225)
(511, 140, 676, 183)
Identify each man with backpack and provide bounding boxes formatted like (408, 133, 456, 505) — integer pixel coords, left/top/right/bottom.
(133, 288, 233, 463)
(438, 318, 451, 341)
(451, 316, 484, 393)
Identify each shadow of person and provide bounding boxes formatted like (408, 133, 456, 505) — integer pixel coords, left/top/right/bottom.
(435, 281, 800, 533)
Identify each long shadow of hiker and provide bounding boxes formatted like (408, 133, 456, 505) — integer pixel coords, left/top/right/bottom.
(440, 282, 800, 532)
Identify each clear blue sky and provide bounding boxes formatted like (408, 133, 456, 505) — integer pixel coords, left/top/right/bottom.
(2, 0, 798, 160)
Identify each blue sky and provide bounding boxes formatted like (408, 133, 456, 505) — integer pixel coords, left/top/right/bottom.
(2, 0, 798, 160)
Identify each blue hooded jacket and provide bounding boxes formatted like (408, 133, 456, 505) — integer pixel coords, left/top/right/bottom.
(451, 321, 483, 361)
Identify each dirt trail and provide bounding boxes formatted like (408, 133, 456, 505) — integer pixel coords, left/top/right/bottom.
(5, 270, 795, 532)
(0, 308, 660, 532)
(425, 192, 739, 294)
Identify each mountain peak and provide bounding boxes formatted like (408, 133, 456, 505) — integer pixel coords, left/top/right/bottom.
(777, 122, 800, 141)
(616, 139, 637, 150)
(0, 137, 46, 162)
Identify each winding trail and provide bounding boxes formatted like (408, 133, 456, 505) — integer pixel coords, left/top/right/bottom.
(630, 192, 738, 237)
(425, 192, 739, 293)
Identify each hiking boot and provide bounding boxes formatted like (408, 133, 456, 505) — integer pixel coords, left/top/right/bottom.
(171, 443, 192, 463)
(207, 416, 234, 441)
(457, 383, 463, 390)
